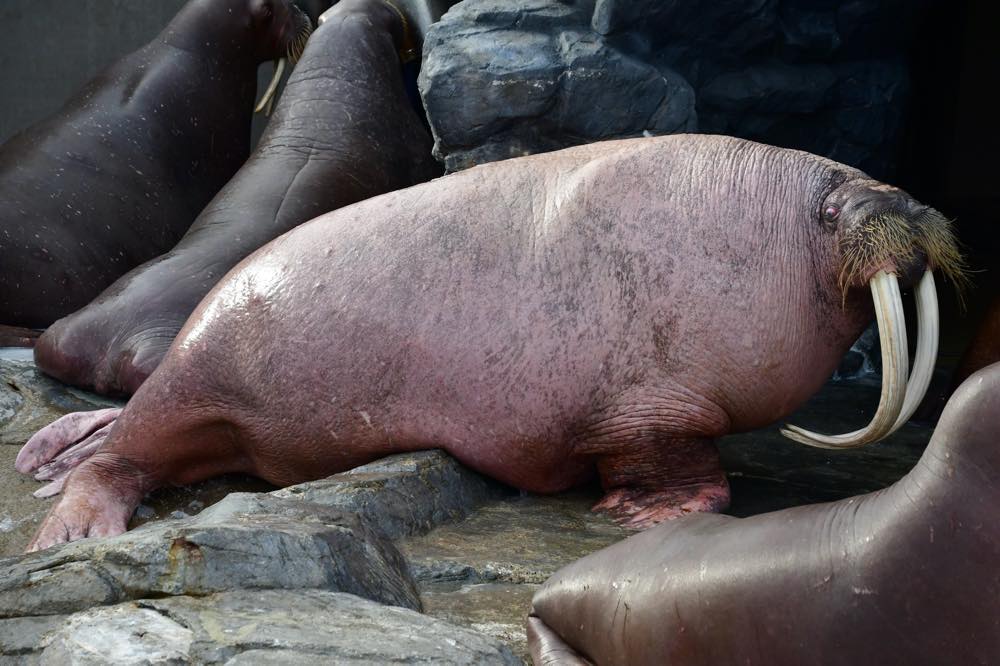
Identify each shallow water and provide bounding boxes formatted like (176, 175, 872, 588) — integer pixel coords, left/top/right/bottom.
(0, 348, 34, 362)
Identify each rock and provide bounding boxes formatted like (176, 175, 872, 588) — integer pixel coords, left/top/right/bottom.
(419, 0, 696, 171)
(420, 0, 931, 181)
(272, 450, 510, 539)
(0, 358, 122, 447)
(41, 606, 193, 665)
(0, 493, 420, 619)
(592, 0, 778, 57)
(33, 590, 521, 664)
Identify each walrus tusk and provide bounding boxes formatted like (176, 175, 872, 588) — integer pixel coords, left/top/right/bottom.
(781, 270, 909, 449)
(254, 58, 287, 115)
(889, 270, 938, 432)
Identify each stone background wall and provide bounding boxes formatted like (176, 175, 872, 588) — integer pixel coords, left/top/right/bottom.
(419, 0, 932, 178)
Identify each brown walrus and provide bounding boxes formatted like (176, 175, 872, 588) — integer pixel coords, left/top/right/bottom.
(31, 0, 440, 398)
(528, 362, 1000, 666)
(0, 0, 313, 329)
(17, 134, 964, 550)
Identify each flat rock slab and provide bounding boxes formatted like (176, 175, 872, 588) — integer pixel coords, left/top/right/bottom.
(0, 493, 421, 621)
(11, 590, 520, 664)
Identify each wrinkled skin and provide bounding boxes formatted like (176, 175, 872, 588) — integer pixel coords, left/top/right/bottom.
(24, 135, 945, 549)
(528, 363, 1000, 666)
(0, 0, 311, 328)
(34, 0, 440, 397)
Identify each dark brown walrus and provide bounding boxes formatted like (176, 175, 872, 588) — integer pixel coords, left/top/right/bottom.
(0, 0, 313, 330)
(528, 363, 1000, 665)
(17, 134, 965, 550)
(32, 0, 440, 397)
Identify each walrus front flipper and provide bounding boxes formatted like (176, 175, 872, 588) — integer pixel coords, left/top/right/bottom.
(530, 365, 1000, 665)
(526, 616, 593, 666)
(15, 408, 121, 497)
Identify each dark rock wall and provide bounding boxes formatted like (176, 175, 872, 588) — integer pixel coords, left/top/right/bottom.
(421, 0, 935, 178)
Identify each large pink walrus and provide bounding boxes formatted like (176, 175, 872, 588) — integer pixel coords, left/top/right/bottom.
(18, 134, 964, 550)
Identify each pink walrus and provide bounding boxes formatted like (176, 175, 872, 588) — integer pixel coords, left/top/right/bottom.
(19, 134, 964, 550)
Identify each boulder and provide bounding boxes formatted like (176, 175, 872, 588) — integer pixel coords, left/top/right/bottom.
(0, 493, 420, 620)
(29, 590, 521, 664)
(272, 450, 510, 539)
(419, 0, 696, 171)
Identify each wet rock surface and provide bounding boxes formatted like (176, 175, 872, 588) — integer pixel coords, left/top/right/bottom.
(0, 355, 931, 662)
(14, 590, 521, 664)
(0, 356, 122, 447)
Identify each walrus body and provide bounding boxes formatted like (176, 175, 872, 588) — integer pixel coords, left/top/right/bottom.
(34, 0, 441, 397)
(19, 134, 962, 549)
(0, 0, 312, 328)
(528, 363, 1000, 666)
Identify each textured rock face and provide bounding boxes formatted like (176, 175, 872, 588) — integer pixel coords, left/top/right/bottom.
(30, 590, 521, 664)
(272, 450, 510, 539)
(419, 0, 697, 171)
(421, 0, 927, 178)
(0, 493, 421, 619)
(0, 357, 122, 447)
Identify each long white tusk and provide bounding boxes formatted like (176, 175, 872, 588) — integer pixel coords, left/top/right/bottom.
(888, 270, 938, 432)
(254, 58, 287, 115)
(780, 271, 909, 449)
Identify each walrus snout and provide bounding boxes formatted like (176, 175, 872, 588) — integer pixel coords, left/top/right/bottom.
(782, 183, 965, 451)
(254, 1, 315, 115)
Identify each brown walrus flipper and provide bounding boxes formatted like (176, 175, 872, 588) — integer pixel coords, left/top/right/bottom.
(529, 364, 1000, 665)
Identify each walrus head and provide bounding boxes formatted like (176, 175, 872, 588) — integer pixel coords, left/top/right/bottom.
(251, 0, 315, 115)
(782, 179, 967, 450)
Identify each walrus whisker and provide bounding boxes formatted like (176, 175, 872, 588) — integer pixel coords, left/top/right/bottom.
(782, 270, 909, 449)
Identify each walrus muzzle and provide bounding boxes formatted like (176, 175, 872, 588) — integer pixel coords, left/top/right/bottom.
(781, 210, 964, 449)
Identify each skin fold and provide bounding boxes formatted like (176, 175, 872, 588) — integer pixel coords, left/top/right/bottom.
(528, 363, 1000, 666)
(33, 0, 440, 397)
(19, 134, 957, 549)
(0, 0, 311, 328)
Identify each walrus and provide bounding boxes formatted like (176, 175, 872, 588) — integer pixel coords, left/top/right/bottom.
(32, 0, 441, 398)
(527, 363, 1000, 666)
(17, 134, 964, 550)
(0, 0, 314, 329)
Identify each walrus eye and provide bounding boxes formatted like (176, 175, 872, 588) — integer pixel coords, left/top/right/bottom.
(823, 205, 841, 223)
(259, 2, 274, 22)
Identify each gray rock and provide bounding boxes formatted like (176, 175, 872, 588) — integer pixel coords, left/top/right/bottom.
(419, 0, 696, 171)
(273, 450, 510, 539)
(0, 359, 122, 447)
(35, 590, 521, 664)
(399, 491, 627, 586)
(0, 493, 420, 620)
(420, 0, 930, 182)
(592, 0, 778, 56)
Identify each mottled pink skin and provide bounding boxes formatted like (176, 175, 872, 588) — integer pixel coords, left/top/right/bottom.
(29, 134, 893, 549)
